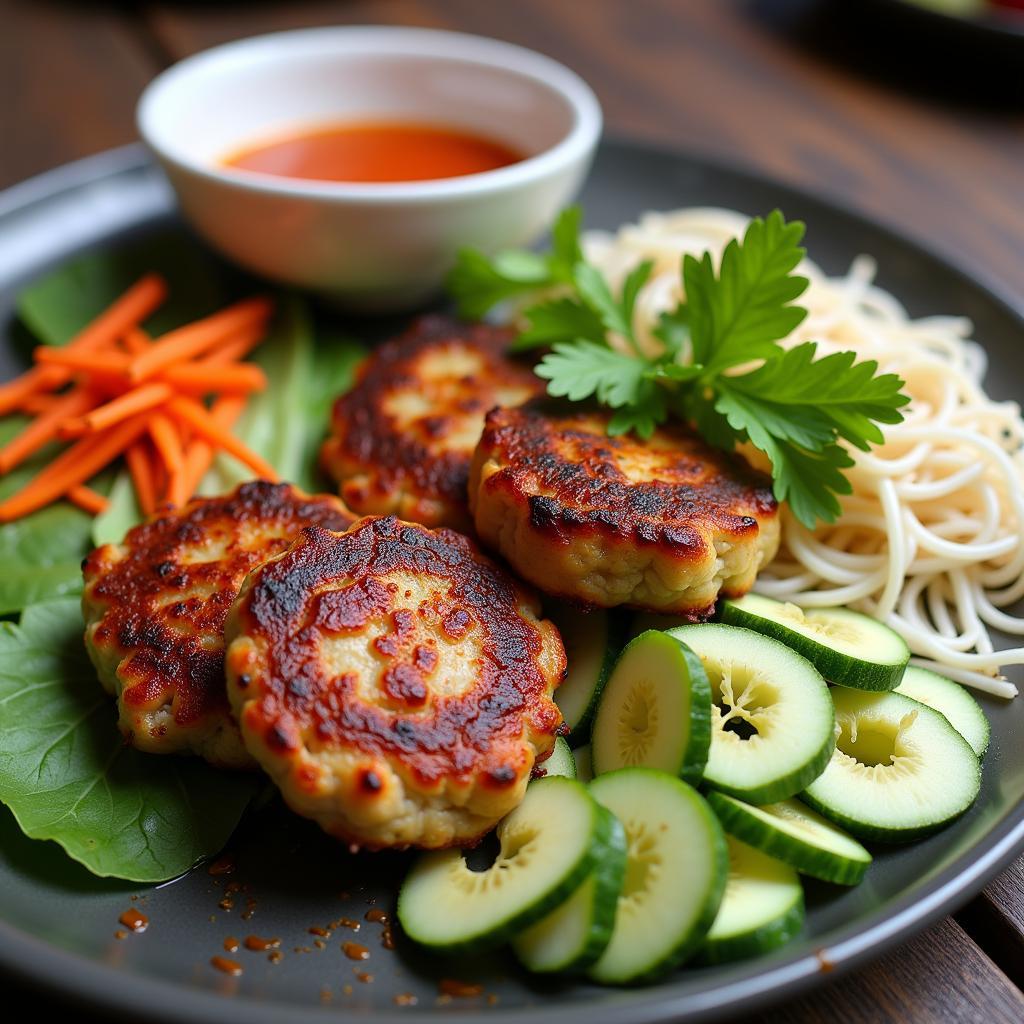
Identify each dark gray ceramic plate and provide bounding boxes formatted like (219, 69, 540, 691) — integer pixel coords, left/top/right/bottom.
(0, 141, 1022, 1024)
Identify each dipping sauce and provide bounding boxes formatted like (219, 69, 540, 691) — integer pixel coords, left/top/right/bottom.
(223, 121, 524, 184)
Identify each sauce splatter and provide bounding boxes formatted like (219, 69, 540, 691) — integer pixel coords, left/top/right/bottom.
(268, 950, 283, 965)
(365, 908, 389, 924)
(439, 979, 484, 998)
(118, 909, 148, 933)
(342, 941, 370, 961)
(223, 936, 240, 953)
(210, 956, 243, 977)
(394, 993, 418, 1006)
(207, 854, 236, 876)
(244, 935, 280, 951)
(355, 971, 374, 984)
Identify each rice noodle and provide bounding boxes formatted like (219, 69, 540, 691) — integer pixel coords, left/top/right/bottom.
(581, 208, 1023, 698)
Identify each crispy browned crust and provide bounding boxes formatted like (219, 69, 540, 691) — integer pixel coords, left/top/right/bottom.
(82, 482, 356, 752)
(226, 516, 564, 802)
(321, 315, 542, 530)
(470, 400, 779, 614)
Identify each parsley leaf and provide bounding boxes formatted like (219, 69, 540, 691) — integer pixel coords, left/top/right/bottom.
(447, 206, 582, 319)
(723, 342, 910, 450)
(686, 209, 809, 375)
(537, 340, 653, 410)
(446, 206, 910, 528)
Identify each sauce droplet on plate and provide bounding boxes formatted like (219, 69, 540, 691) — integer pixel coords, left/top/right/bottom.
(342, 941, 370, 961)
(244, 935, 280, 952)
(439, 979, 484, 998)
(210, 955, 243, 977)
(118, 909, 148, 933)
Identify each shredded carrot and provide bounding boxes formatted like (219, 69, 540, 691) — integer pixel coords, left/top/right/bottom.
(125, 441, 159, 516)
(0, 389, 96, 473)
(33, 347, 131, 377)
(63, 382, 173, 437)
(129, 298, 272, 382)
(160, 363, 267, 395)
(0, 413, 150, 522)
(172, 397, 246, 505)
(122, 327, 151, 354)
(0, 274, 165, 415)
(17, 393, 62, 415)
(67, 485, 109, 515)
(147, 412, 185, 476)
(168, 396, 278, 481)
(0, 276, 275, 520)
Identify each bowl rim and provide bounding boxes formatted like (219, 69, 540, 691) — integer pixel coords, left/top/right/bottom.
(136, 25, 603, 204)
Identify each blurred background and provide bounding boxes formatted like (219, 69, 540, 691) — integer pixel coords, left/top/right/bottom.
(1, 0, 1022, 301)
(1, 2, 1023, 1021)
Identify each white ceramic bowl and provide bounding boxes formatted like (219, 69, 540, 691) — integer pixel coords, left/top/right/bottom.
(137, 26, 601, 309)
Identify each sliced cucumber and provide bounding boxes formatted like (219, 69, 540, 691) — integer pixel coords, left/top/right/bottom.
(513, 805, 626, 974)
(398, 777, 608, 951)
(721, 593, 909, 691)
(575, 744, 594, 783)
(896, 666, 990, 757)
(591, 631, 711, 785)
(706, 792, 871, 886)
(698, 836, 804, 965)
(668, 624, 834, 803)
(548, 604, 622, 746)
(587, 769, 727, 984)
(803, 688, 981, 843)
(537, 736, 577, 780)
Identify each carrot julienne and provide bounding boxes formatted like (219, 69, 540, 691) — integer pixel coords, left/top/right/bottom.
(0, 389, 96, 473)
(167, 396, 278, 482)
(125, 441, 159, 516)
(0, 413, 150, 523)
(67, 485, 110, 516)
(147, 411, 186, 476)
(129, 297, 273, 382)
(64, 382, 173, 436)
(0, 273, 165, 415)
(0, 276, 274, 521)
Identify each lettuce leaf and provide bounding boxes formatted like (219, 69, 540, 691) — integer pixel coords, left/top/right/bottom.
(0, 599, 258, 881)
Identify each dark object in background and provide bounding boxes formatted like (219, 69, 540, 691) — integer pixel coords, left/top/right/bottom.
(751, 0, 1024, 108)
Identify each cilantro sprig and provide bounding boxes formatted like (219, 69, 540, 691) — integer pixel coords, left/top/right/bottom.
(447, 208, 909, 528)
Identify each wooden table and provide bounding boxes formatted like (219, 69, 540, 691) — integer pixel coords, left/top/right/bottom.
(2, 0, 1022, 1020)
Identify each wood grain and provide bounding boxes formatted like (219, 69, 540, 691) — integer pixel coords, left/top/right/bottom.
(958, 854, 1024, 989)
(1, 3, 1022, 1022)
(0, 0, 156, 187)
(141, 0, 1024, 302)
(761, 917, 1024, 1024)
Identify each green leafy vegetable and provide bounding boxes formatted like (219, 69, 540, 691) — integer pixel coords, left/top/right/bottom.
(0, 416, 97, 614)
(0, 599, 258, 881)
(447, 208, 910, 527)
(16, 231, 232, 347)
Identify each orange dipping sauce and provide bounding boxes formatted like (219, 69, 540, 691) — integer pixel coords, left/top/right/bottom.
(223, 121, 524, 184)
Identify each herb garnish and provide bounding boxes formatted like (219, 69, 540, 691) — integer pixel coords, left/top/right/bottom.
(448, 208, 909, 527)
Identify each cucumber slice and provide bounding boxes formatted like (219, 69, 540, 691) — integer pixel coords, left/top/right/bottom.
(575, 744, 594, 783)
(698, 836, 804, 965)
(706, 791, 871, 885)
(513, 805, 626, 974)
(721, 593, 910, 691)
(803, 688, 981, 842)
(548, 604, 622, 745)
(587, 769, 727, 984)
(669, 624, 834, 803)
(398, 777, 608, 951)
(591, 630, 711, 785)
(896, 666, 990, 757)
(538, 736, 577, 780)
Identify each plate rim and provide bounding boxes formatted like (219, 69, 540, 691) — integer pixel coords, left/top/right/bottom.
(0, 139, 1022, 1024)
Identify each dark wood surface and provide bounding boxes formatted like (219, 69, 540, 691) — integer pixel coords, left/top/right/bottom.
(2, 1, 1023, 1020)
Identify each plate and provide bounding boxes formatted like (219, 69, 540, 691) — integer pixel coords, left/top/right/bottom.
(1, 141, 1022, 1024)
